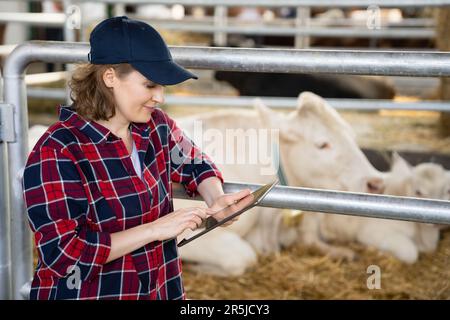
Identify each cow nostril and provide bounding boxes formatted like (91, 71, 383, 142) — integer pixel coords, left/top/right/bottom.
(367, 179, 384, 194)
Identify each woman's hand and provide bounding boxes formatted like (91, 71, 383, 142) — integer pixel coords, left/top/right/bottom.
(209, 189, 252, 227)
(107, 207, 214, 263)
(148, 207, 215, 241)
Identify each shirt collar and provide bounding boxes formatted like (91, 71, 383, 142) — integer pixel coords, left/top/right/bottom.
(58, 105, 150, 144)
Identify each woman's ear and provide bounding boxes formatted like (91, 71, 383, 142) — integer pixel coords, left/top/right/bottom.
(102, 67, 116, 88)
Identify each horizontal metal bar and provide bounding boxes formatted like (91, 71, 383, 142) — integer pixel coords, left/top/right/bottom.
(130, 15, 435, 28)
(178, 48, 450, 77)
(150, 22, 435, 39)
(173, 182, 450, 225)
(164, 95, 450, 111)
(10, 41, 450, 78)
(129, 15, 435, 27)
(26, 0, 450, 8)
(27, 87, 67, 100)
(311, 18, 435, 28)
(0, 13, 66, 27)
(26, 88, 450, 112)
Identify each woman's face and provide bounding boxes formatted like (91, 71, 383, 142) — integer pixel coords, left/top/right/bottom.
(106, 68, 165, 124)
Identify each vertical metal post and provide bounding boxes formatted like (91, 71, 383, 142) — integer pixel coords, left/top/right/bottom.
(0, 70, 13, 300)
(214, 5, 228, 46)
(3, 56, 32, 300)
(295, 6, 310, 48)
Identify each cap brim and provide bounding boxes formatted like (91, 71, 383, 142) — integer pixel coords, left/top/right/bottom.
(131, 60, 198, 85)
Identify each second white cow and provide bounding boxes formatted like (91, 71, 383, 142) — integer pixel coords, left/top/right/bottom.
(298, 154, 448, 264)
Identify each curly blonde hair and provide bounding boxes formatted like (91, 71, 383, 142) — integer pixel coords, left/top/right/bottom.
(68, 63, 134, 121)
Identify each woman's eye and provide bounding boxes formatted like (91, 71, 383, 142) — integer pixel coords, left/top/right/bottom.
(146, 84, 156, 89)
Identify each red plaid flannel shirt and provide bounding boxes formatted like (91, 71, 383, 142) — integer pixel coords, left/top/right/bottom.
(22, 105, 223, 300)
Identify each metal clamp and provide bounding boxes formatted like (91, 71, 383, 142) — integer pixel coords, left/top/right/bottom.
(0, 104, 15, 142)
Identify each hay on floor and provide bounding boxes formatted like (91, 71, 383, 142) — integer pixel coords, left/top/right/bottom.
(182, 230, 450, 300)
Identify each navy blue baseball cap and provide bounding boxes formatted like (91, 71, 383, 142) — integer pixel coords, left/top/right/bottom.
(88, 16, 198, 85)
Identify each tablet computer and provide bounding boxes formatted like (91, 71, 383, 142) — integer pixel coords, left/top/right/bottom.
(177, 179, 278, 247)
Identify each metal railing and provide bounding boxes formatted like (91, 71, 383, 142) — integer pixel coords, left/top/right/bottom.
(111, 3, 438, 47)
(110, 0, 448, 48)
(128, 20, 436, 39)
(0, 11, 76, 43)
(3, 41, 450, 299)
(0, 67, 12, 301)
(13, 0, 445, 48)
(25, 89, 450, 112)
(62, 0, 450, 7)
(174, 182, 450, 225)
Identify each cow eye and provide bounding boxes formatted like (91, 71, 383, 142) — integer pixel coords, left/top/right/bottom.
(317, 142, 330, 150)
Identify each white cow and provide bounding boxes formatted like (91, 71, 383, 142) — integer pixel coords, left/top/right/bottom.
(176, 94, 450, 272)
(174, 92, 385, 275)
(298, 154, 448, 265)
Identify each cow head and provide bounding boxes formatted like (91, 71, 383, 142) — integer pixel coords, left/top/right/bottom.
(413, 163, 448, 200)
(254, 91, 384, 194)
(384, 153, 448, 248)
(386, 153, 449, 200)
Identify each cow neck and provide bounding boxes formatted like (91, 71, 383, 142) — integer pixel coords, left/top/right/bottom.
(272, 141, 289, 186)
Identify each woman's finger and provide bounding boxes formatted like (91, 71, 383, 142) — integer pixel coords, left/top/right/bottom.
(185, 221, 198, 231)
(189, 213, 203, 227)
(194, 208, 209, 219)
(228, 189, 251, 204)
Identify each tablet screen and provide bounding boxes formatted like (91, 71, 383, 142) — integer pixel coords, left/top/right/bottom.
(177, 180, 278, 247)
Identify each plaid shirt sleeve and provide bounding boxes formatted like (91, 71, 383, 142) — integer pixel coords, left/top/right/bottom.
(23, 146, 111, 282)
(165, 114, 223, 197)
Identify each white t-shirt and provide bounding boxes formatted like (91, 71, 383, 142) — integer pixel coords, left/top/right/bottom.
(130, 139, 142, 179)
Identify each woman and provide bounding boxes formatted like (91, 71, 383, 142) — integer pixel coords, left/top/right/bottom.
(22, 16, 250, 300)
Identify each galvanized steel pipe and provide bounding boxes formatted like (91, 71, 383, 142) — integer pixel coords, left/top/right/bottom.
(35, 0, 450, 8)
(26, 89, 450, 112)
(8, 41, 450, 77)
(174, 183, 450, 225)
(142, 23, 436, 39)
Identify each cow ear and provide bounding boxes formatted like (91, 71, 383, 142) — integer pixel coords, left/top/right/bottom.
(254, 98, 277, 128)
(253, 98, 298, 142)
(296, 91, 356, 139)
(391, 152, 412, 175)
(296, 91, 324, 114)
